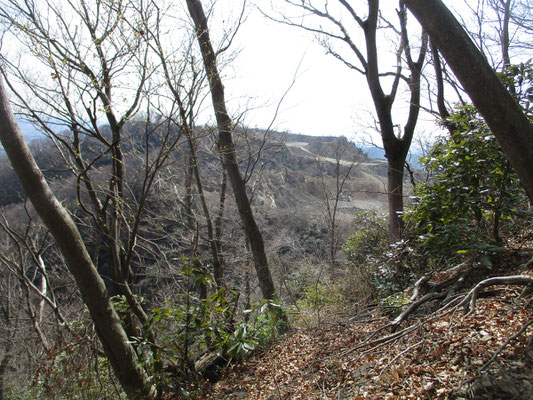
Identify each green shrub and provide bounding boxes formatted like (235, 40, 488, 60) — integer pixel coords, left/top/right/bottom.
(342, 210, 403, 296)
(343, 211, 389, 268)
(405, 105, 530, 268)
(130, 259, 285, 392)
(405, 62, 532, 269)
(298, 282, 343, 310)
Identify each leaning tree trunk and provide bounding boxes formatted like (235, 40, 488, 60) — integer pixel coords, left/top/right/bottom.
(186, 0, 276, 300)
(403, 0, 533, 204)
(0, 73, 156, 400)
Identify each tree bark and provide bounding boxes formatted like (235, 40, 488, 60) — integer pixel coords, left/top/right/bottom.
(387, 150, 407, 241)
(0, 74, 156, 400)
(403, 0, 533, 203)
(0, 335, 12, 400)
(186, 0, 276, 300)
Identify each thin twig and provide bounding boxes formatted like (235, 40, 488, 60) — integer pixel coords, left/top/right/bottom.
(478, 318, 533, 373)
(378, 340, 424, 379)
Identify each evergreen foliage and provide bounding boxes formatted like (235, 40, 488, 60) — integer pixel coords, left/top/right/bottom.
(406, 63, 532, 266)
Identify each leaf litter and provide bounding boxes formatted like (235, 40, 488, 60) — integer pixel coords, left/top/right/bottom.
(192, 267, 533, 399)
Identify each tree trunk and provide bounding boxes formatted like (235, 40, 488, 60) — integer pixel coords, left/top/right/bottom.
(363, 1, 426, 242)
(500, 0, 512, 70)
(0, 73, 156, 400)
(185, 130, 225, 287)
(403, 0, 533, 203)
(186, 0, 276, 300)
(215, 169, 227, 271)
(387, 150, 406, 242)
(377, 111, 409, 243)
(0, 342, 12, 400)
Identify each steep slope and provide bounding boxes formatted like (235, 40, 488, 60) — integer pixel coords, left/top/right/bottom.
(195, 263, 533, 400)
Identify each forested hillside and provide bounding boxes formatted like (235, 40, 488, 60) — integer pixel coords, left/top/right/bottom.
(0, 0, 532, 399)
(0, 127, 389, 264)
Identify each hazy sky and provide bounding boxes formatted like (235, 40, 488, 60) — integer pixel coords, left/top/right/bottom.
(209, 0, 530, 145)
(220, 3, 375, 140)
(226, 8, 364, 138)
(8, 0, 525, 146)
(214, 1, 439, 143)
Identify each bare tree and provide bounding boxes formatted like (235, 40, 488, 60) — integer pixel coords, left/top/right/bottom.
(315, 137, 360, 271)
(0, 211, 91, 398)
(422, 0, 532, 140)
(0, 3, 216, 367)
(0, 0, 208, 396)
(186, 0, 278, 300)
(0, 71, 156, 399)
(141, 3, 228, 288)
(0, 252, 23, 400)
(0, 0, 159, 334)
(0, 216, 63, 350)
(458, 0, 532, 70)
(267, 0, 428, 241)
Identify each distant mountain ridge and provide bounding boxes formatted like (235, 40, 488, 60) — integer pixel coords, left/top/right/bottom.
(0, 125, 392, 214)
(0, 120, 43, 157)
(239, 130, 390, 215)
(4, 120, 419, 164)
(1, 123, 422, 218)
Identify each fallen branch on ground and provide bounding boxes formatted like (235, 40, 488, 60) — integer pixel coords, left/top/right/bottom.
(478, 317, 533, 374)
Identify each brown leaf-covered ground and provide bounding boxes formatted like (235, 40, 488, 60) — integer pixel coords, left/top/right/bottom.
(192, 266, 533, 400)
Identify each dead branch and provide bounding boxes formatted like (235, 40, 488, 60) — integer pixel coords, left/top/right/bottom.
(389, 262, 475, 328)
(346, 309, 450, 356)
(478, 317, 533, 373)
(409, 262, 471, 300)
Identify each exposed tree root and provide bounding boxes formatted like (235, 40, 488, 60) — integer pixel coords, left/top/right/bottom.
(347, 268, 533, 359)
(392, 291, 445, 327)
(457, 275, 533, 314)
(389, 254, 533, 329)
(196, 261, 533, 400)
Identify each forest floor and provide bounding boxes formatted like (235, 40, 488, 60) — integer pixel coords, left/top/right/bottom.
(191, 262, 533, 400)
